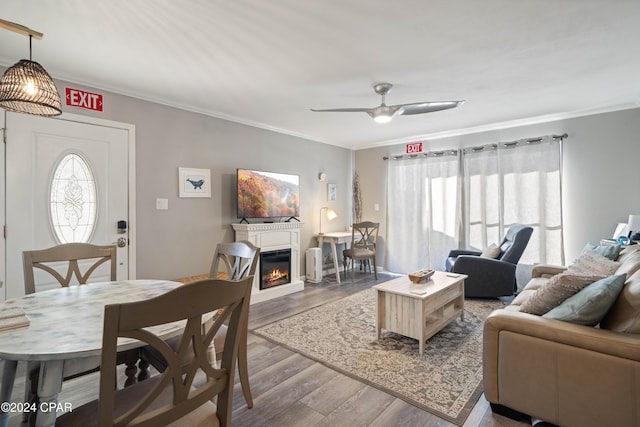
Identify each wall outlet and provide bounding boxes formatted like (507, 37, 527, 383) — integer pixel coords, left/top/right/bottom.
(374, 203, 380, 211)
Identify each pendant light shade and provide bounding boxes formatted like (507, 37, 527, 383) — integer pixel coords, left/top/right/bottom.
(0, 19, 62, 117)
(0, 59, 62, 116)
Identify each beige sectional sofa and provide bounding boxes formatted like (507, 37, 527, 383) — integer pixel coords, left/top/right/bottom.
(483, 245, 640, 427)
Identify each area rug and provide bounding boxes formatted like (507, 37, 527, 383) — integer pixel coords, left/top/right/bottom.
(252, 288, 505, 426)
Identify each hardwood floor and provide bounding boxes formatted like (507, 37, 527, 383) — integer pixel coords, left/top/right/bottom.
(2, 271, 532, 426)
(233, 271, 531, 427)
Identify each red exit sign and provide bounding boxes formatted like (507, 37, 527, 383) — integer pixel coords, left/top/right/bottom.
(65, 88, 103, 111)
(406, 142, 423, 154)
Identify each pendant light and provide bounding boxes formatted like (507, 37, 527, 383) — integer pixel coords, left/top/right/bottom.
(0, 19, 62, 117)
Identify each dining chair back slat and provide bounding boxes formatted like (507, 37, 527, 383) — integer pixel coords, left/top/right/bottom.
(209, 241, 259, 281)
(23, 243, 117, 294)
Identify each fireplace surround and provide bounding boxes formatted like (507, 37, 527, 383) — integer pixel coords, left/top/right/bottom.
(232, 222, 304, 304)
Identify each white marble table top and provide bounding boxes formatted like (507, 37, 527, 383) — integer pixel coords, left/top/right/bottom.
(0, 280, 182, 361)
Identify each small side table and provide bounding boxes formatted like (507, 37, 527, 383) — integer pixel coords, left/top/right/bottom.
(315, 231, 352, 284)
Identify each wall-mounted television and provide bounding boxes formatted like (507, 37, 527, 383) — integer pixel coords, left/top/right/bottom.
(237, 169, 300, 221)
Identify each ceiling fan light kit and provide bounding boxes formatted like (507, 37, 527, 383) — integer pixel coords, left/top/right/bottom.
(311, 82, 464, 124)
(0, 19, 62, 117)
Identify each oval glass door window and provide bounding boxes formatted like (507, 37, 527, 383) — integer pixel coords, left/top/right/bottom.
(50, 153, 97, 243)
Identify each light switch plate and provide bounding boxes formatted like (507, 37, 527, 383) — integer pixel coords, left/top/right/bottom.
(156, 198, 169, 210)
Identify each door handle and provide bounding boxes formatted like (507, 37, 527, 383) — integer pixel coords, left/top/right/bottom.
(117, 237, 127, 248)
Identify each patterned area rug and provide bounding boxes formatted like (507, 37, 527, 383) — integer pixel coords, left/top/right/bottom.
(253, 288, 504, 425)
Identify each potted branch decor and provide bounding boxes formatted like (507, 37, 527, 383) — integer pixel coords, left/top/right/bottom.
(353, 170, 362, 224)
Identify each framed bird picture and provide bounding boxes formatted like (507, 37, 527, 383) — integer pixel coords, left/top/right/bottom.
(179, 167, 211, 198)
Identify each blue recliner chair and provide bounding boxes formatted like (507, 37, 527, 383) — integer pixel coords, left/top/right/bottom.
(445, 224, 533, 298)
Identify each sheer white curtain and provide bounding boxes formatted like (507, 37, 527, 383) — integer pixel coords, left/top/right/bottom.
(385, 154, 460, 273)
(462, 136, 564, 265)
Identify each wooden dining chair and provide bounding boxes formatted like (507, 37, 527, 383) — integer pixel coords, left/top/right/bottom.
(343, 221, 380, 280)
(140, 241, 259, 408)
(21, 243, 139, 422)
(23, 242, 117, 294)
(55, 277, 253, 427)
(208, 241, 259, 408)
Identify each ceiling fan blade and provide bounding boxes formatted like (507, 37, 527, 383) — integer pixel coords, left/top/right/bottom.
(396, 101, 464, 115)
(310, 107, 374, 113)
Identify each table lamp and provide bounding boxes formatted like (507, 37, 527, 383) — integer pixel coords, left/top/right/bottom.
(319, 207, 337, 235)
(628, 214, 640, 242)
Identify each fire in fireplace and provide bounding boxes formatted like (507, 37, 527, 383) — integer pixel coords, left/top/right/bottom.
(260, 249, 291, 290)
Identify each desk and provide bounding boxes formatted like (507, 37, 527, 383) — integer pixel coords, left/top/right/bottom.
(316, 231, 352, 284)
(0, 279, 182, 427)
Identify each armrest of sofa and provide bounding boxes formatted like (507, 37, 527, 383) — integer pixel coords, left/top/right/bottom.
(531, 264, 567, 278)
(448, 249, 482, 257)
(483, 309, 640, 402)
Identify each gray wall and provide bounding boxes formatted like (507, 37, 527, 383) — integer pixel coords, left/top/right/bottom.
(6, 67, 638, 280)
(27, 77, 352, 280)
(355, 107, 640, 267)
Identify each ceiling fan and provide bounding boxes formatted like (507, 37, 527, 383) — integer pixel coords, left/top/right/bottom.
(311, 83, 464, 123)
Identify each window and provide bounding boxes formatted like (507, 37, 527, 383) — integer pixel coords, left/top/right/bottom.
(49, 153, 97, 243)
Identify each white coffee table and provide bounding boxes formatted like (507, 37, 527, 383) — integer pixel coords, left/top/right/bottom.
(373, 271, 467, 355)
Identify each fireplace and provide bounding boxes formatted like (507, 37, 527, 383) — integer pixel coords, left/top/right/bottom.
(260, 249, 291, 290)
(233, 222, 304, 304)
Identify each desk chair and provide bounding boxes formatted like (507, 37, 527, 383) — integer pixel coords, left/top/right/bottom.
(56, 277, 253, 427)
(343, 221, 379, 280)
(22, 243, 139, 423)
(141, 241, 259, 408)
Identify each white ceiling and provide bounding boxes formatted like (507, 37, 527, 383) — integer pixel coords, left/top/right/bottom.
(1, 1, 639, 150)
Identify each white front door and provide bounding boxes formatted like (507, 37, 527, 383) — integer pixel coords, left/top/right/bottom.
(4, 112, 133, 299)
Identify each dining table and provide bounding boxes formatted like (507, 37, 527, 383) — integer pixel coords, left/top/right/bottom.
(0, 279, 185, 427)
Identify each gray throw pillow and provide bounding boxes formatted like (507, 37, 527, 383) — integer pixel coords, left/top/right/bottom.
(519, 272, 603, 316)
(583, 242, 621, 261)
(543, 274, 627, 326)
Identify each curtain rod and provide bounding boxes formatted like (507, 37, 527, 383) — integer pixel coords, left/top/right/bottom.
(383, 133, 568, 160)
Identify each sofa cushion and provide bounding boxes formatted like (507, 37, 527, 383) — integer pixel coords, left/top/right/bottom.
(519, 273, 603, 316)
(543, 274, 627, 326)
(600, 269, 640, 333)
(614, 250, 640, 279)
(616, 244, 640, 264)
(567, 250, 619, 277)
(511, 289, 537, 306)
(583, 242, 621, 260)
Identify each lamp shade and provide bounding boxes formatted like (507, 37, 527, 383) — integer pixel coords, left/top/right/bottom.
(0, 59, 62, 116)
(628, 214, 640, 232)
(319, 207, 337, 234)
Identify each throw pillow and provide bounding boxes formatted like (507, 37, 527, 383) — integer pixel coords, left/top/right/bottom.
(481, 243, 500, 259)
(519, 272, 603, 316)
(582, 242, 621, 261)
(567, 250, 620, 277)
(543, 274, 627, 326)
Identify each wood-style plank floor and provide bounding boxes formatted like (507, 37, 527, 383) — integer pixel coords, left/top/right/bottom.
(2, 271, 532, 426)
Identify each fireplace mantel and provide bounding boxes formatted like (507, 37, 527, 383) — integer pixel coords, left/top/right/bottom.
(232, 222, 304, 304)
